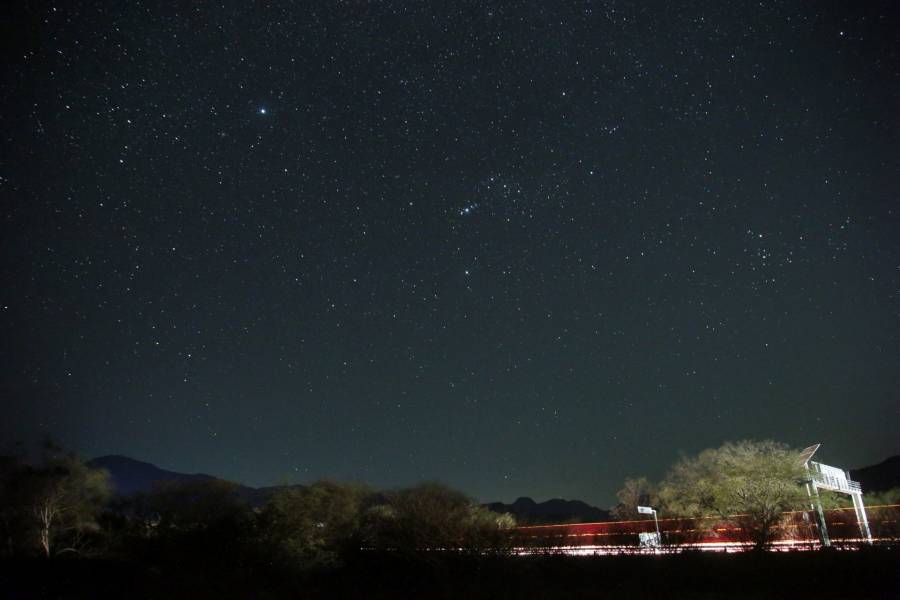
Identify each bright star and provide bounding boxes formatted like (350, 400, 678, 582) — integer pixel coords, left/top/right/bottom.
(459, 203, 478, 216)
(258, 107, 267, 115)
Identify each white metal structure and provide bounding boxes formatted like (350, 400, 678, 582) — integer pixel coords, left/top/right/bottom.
(800, 444, 873, 546)
(637, 505, 661, 548)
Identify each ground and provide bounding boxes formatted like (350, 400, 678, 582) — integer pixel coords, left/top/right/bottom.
(1, 549, 898, 599)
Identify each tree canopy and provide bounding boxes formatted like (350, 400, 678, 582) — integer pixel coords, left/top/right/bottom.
(657, 440, 808, 549)
(258, 480, 371, 569)
(363, 482, 515, 555)
(0, 444, 111, 557)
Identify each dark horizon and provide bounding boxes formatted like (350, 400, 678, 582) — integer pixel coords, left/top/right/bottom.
(83, 449, 900, 509)
(2, 1, 898, 508)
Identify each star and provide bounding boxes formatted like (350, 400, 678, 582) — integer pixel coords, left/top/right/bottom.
(6, 0, 894, 518)
(459, 203, 478, 216)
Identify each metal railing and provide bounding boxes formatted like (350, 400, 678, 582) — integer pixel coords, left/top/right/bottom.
(808, 463, 862, 493)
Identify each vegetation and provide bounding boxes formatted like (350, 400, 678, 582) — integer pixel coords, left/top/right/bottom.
(0, 444, 517, 571)
(656, 440, 808, 549)
(612, 440, 841, 549)
(0, 443, 110, 558)
(610, 476, 656, 520)
(864, 487, 900, 507)
(819, 486, 900, 509)
(258, 480, 371, 569)
(364, 482, 517, 555)
(1, 441, 897, 598)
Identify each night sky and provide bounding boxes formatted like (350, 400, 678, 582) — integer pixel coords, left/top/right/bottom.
(2, 1, 898, 506)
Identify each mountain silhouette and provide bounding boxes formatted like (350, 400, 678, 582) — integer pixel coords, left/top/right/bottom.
(485, 496, 611, 524)
(88, 455, 222, 496)
(89, 453, 899, 520)
(89, 455, 302, 505)
(850, 455, 900, 493)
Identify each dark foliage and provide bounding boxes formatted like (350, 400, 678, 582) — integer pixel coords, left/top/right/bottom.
(3, 447, 899, 598)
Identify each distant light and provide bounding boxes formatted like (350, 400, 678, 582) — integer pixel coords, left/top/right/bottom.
(259, 107, 267, 115)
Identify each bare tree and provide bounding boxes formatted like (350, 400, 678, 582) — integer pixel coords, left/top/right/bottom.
(611, 476, 657, 520)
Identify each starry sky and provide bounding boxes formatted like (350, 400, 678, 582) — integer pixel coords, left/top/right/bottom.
(2, 1, 898, 506)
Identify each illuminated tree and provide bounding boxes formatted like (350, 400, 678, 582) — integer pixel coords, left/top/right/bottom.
(658, 440, 807, 550)
(0, 444, 110, 557)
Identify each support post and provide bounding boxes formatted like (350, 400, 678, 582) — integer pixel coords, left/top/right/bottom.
(850, 492, 873, 544)
(652, 509, 660, 549)
(809, 482, 830, 547)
